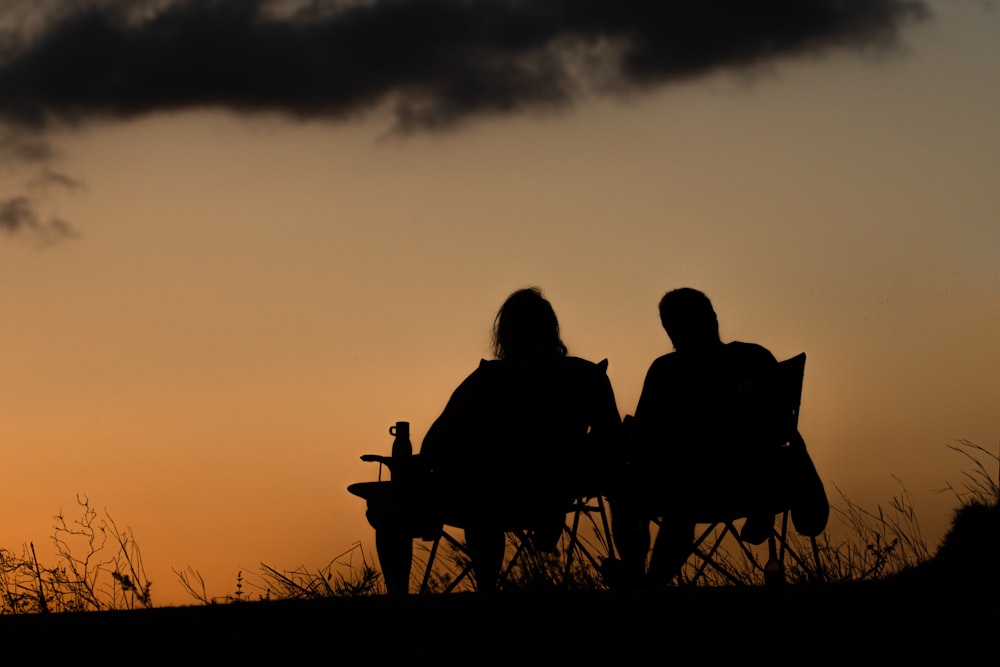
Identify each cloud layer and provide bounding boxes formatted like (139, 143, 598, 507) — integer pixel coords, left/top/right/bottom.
(0, 0, 929, 132)
(0, 0, 929, 241)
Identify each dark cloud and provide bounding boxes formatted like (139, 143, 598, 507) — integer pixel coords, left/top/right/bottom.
(0, 0, 929, 242)
(0, 195, 79, 243)
(29, 167, 86, 193)
(0, 127, 80, 245)
(0, 0, 930, 133)
(0, 128, 57, 163)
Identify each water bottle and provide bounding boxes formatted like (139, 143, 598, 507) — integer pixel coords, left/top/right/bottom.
(389, 421, 412, 480)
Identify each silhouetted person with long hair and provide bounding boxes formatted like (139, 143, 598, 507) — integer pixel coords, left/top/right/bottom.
(424, 287, 622, 591)
(377, 287, 622, 594)
(612, 288, 784, 585)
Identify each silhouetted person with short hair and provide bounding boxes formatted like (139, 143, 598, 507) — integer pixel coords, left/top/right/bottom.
(375, 287, 622, 594)
(612, 287, 785, 585)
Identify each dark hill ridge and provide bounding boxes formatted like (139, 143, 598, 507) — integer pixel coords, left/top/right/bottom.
(926, 500, 1000, 577)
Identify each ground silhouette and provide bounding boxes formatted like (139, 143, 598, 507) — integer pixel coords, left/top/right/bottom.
(3, 500, 996, 666)
(2, 561, 994, 665)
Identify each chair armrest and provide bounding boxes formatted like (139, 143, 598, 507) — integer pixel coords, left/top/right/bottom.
(359, 453, 431, 479)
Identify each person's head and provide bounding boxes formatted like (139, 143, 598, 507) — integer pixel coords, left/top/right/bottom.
(492, 287, 568, 361)
(658, 288, 721, 352)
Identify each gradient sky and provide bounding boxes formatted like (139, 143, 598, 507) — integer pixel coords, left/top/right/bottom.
(1, 1, 998, 606)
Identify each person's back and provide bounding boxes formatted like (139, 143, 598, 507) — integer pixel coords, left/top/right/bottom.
(632, 340, 782, 510)
(422, 354, 620, 525)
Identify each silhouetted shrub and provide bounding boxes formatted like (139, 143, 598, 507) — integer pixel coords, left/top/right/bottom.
(0, 495, 151, 613)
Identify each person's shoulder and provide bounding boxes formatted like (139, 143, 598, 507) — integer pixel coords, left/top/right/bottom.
(469, 358, 511, 379)
(646, 351, 679, 371)
(458, 359, 497, 382)
(453, 359, 514, 396)
(729, 340, 774, 355)
(726, 341, 777, 363)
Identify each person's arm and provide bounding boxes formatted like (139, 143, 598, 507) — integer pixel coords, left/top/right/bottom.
(419, 362, 485, 464)
(631, 356, 670, 461)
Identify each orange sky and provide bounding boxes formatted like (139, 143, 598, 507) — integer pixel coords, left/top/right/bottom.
(1, 1, 998, 606)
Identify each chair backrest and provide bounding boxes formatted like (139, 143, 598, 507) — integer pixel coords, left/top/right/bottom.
(776, 352, 806, 443)
(683, 352, 824, 585)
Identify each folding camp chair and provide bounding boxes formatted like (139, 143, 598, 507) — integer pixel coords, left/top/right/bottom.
(349, 449, 617, 594)
(563, 494, 617, 579)
(416, 492, 616, 593)
(655, 352, 827, 586)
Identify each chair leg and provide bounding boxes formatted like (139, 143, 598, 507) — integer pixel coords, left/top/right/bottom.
(596, 496, 616, 561)
(562, 502, 585, 579)
(419, 529, 476, 594)
(419, 535, 442, 594)
(689, 523, 746, 585)
(561, 496, 618, 586)
(810, 535, 825, 582)
(419, 529, 545, 593)
(769, 517, 825, 583)
(498, 532, 532, 588)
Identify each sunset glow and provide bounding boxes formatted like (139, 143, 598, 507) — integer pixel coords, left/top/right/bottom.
(1, 1, 997, 606)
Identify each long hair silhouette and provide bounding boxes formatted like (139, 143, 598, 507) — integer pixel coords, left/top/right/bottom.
(491, 287, 568, 361)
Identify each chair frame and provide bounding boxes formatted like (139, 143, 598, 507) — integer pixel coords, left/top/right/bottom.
(665, 352, 825, 586)
(682, 502, 823, 585)
(416, 493, 616, 593)
(351, 456, 617, 594)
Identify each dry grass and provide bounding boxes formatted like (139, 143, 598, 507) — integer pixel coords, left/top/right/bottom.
(174, 542, 381, 603)
(0, 495, 151, 614)
(3, 441, 995, 613)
